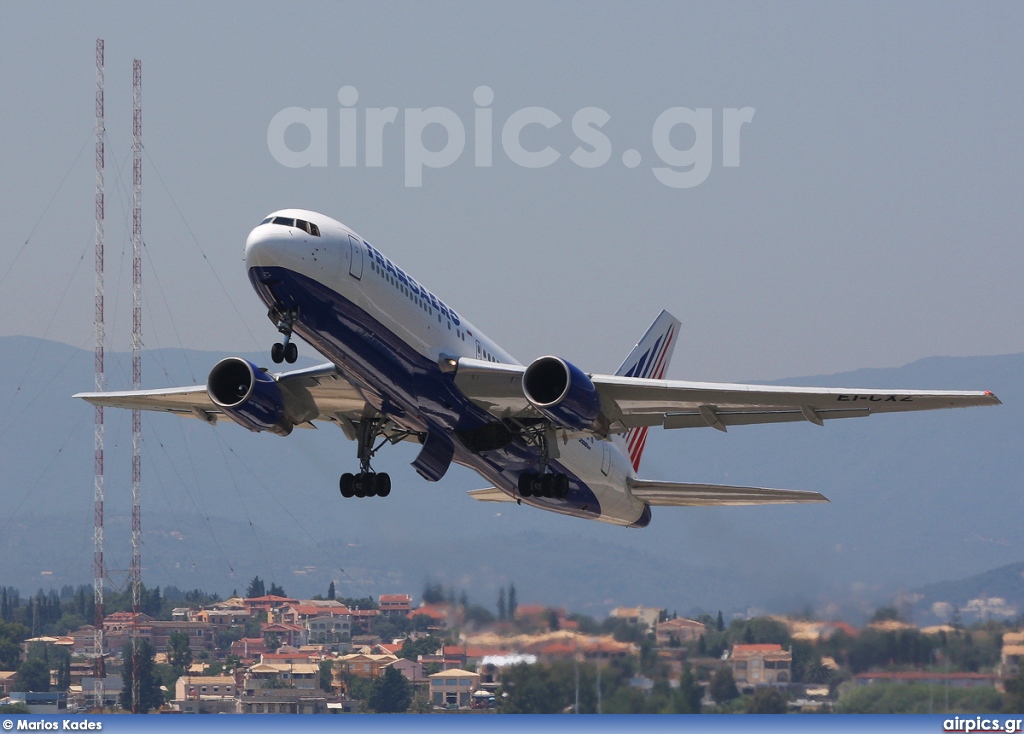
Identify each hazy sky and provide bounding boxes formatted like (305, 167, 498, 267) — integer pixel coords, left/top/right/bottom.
(2, 2, 1021, 383)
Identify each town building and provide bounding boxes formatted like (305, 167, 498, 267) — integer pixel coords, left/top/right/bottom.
(610, 606, 663, 629)
(728, 644, 792, 689)
(428, 668, 481, 709)
(655, 618, 707, 646)
(379, 594, 412, 617)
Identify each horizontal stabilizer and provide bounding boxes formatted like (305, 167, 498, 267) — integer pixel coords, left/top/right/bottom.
(628, 478, 828, 506)
(467, 487, 516, 503)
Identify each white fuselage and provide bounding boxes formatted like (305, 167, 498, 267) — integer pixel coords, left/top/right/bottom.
(245, 209, 648, 526)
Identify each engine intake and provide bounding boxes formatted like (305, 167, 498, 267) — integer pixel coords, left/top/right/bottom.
(207, 357, 293, 436)
(522, 356, 600, 430)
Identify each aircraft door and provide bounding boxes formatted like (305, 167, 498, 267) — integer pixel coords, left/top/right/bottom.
(348, 235, 363, 279)
(475, 340, 482, 359)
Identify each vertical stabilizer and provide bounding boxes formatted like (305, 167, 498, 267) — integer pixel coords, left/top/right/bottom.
(613, 310, 681, 472)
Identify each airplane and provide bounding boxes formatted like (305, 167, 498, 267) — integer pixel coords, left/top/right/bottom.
(75, 209, 1002, 528)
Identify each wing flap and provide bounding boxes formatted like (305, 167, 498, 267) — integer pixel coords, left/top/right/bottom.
(453, 358, 530, 416)
(467, 487, 516, 503)
(628, 478, 828, 506)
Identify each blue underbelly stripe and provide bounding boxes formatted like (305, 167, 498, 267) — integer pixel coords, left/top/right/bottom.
(248, 265, 605, 520)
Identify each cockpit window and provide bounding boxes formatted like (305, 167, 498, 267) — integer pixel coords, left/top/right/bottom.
(266, 216, 320, 236)
(297, 219, 321, 237)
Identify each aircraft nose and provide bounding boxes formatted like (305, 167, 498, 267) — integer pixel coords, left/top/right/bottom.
(245, 226, 290, 270)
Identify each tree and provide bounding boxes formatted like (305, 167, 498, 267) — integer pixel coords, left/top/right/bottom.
(716, 610, 725, 631)
(870, 605, 902, 623)
(399, 635, 442, 661)
(319, 660, 334, 693)
(672, 664, 702, 713)
(548, 609, 560, 631)
(1006, 671, 1024, 714)
(497, 588, 506, 621)
(168, 630, 193, 678)
(709, 667, 739, 703)
(120, 639, 164, 713)
(368, 666, 413, 712)
(14, 658, 50, 692)
(744, 687, 787, 714)
(327, 581, 336, 600)
(246, 576, 265, 598)
(508, 584, 518, 620)
(53, 648, 71, 691)
(267, 582, 286, 598)
(422, 582, 444, 605)
(0, 620, 30, 670)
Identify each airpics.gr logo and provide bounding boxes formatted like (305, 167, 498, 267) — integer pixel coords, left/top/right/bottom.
(943, 717, 1023, 733)
(267, 86, 755, 188)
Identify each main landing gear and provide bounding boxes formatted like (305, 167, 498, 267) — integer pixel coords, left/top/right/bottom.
(515, 420, 570, 500)
(518, 472, 569, 499)
(269, 305, 299, 364)
(339, 417, 393, 499)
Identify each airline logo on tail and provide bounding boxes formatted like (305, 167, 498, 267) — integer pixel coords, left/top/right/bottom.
(615, 311, 681, 472)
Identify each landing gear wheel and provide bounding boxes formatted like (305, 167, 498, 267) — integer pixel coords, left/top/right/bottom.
(284, 342, 298, 363)
(555, 474, 569, 499)
(364, 474, 378, 497)
(271, 342, 285, 364)
(340, 473, 355, 498)
(352, 475, 367, 498)
(375, 473, 392, 497)
(518, 473, 534, 498)
(530, 474, 545, 498)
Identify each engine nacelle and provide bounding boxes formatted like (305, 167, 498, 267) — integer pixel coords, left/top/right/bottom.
(207, 357, 293, 436)
(522, 356, 601, 430)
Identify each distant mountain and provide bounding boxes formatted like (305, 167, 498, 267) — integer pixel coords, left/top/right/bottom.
(0, 337, 1020, 622)
(908, 562, 1024, 626)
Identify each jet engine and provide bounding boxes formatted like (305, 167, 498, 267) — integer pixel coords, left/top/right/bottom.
(207, 357, 293, 436)
(522, 356, 601, 430)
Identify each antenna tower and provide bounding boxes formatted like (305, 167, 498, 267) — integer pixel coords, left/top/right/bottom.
(92, 37, 106, 712)
(130, 57, 143, 714)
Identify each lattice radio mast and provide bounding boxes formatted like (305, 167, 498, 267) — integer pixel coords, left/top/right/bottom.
(130, 57, 143, 714)
(92, 37, 106, 712)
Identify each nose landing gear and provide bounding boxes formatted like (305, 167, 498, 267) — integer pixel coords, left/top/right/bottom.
(269, 305, 299, 364)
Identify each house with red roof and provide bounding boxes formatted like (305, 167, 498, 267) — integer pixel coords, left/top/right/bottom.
(379, 594, 413, 618)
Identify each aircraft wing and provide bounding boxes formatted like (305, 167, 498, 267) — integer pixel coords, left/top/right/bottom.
(74, 362, 369, 426)
(627, 478, 827, 506)
(454, 358, 1001, 433)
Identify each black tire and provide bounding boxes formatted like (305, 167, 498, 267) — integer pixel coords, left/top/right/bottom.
(376, 473, 392, 497)
(284, 342, 298, 363)
(541, 474, 556, 498)
(530, 474, 545, 497)
(518, 473, 533, 498)
(352, 474, 367, 498)
(555, 474, 569, 499)
(340, 473, 355, 498)
(271, 342, 284, 363)
(364, 473, 378, 497)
